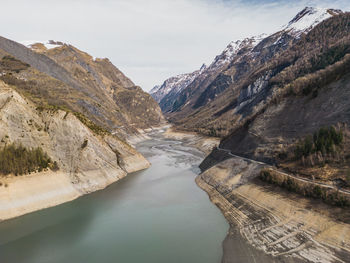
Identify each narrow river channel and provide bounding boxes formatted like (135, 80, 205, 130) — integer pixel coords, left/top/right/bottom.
(0, 131, 229, 263)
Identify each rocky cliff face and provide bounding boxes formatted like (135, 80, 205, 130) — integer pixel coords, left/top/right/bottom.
(0, 83, 149, 180)
(0, 81, 150, 219)
(0, 37, 165, 137)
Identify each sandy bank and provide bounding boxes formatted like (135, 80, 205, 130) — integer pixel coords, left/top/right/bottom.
(0, 157, 150, 221)
(197, 157, 350, 263)
(163, 127, 220, 155)
(0, 171, 80, 221)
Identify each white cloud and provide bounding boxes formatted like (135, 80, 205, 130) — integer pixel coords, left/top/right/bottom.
(0, 0, 349, 91)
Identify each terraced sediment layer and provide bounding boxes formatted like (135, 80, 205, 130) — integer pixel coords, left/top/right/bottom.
(197, 158, 350, 263)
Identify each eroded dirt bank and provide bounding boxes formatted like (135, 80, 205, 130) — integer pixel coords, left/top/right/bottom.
(197, 157, 350, 263)
(0, 158, 150, 221)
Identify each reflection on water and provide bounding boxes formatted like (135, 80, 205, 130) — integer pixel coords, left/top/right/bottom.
(0, 133, 228, 263)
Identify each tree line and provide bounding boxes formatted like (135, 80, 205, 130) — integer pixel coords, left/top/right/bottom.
(294, 126, 343, 160)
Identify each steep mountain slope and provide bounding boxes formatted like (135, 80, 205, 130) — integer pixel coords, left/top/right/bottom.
(0, 37, 165, 137)
(0, 36, 164, 220)
(157, 7, 342, 136)
(200, 11, 350, 174)
(191, 10, 350, 261)
(0, 81, 150, 219)
(149, 85, 161, 101)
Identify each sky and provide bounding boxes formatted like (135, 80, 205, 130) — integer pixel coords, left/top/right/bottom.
(1, 0, 350, 91)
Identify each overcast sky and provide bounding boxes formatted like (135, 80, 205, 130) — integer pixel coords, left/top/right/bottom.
(1, 0, 349, 91)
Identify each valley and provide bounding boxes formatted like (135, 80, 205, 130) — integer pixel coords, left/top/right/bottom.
(0, 131, 229, 263)
(1, 4, 350, 263)
(150, 6, 350, 263)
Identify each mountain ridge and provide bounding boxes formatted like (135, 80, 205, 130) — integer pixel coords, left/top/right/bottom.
(152, 7, 343, 137)
(0, 36, 165, 137)
(152, 6, 342, 121)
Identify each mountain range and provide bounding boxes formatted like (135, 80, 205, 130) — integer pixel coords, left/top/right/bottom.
(151, 6, 350, 184)
(151, 7, 344, 135)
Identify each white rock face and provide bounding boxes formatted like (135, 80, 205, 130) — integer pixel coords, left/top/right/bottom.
(237, 71, 273, 112)
(149, 85, 161, 95)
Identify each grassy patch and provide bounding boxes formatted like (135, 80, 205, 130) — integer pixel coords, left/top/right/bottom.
(73, 112, 110, 136)
(0, 55, 30, 73)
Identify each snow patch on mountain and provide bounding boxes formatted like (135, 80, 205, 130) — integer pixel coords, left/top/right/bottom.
(282, 7, 342, 37)
(208, 33, 267, 73)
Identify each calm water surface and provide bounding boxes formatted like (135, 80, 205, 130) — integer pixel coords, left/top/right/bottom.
(0, 133, 229, 263)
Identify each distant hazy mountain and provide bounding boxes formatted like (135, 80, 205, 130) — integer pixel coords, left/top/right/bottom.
(150, 64, 207, 112)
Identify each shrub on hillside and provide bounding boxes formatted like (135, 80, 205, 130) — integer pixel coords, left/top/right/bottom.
(0, 55, 30, 72)
(0, 144, 56, 176)
(73, 112, 110, 136)
(259, 169, 350, 207)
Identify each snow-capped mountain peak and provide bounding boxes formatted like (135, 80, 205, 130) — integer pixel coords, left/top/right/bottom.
(152, 6, 343, 114)
(283, 7, 342, 36)
(208, 33, 267, 71)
